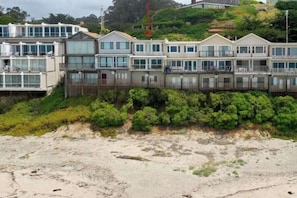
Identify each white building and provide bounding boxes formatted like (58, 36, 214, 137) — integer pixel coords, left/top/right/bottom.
(0, 23, 88, 95)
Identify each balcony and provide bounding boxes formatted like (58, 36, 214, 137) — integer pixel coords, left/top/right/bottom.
(235, 66, 269, 73)
(200, 50, 234, 57)
(60, 63, 95, 71)
(132, 65, 162, 70)
(200, 66, 233, 74)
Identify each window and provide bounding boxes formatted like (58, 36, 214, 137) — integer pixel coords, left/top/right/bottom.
(116, 57, 128, 67)
(141, 76, 146, 83)
(273, 62, 285, 69)
(272, 77, 278, 86)
(168, 46, 180, 53)
(116, 42, 129, 49)
(219, 45, 232, 56)
(0, 27, 9, 37)
(101, 42, 113, 49)
(202, 78, 214, 88)
(184, 61, 197, 71)
(135, 44, 144, 52)
(218, 61, 231, 71)
(149, 75, 158, 82)
(253, 46, 266, 53)
(168, 60, 182, 67)
(68, 57, 94, 69)
(32, 27, 42, 37)
(5, 75, 21, 87)
(185, 46, 197, 53)
(237, 46, 249, 54)
(84, 73, 98, 85)
(201, 46, 214, 57)
(292, 77, 297, 86)
(12, 59, 29, 71)
(134, 59, 146, 69)
(51, 27, 59, 37)
(66, 26, 73, 36)
(69, 73, 81, 85)
(152, 44, 161, 52)
(151, 59, 162, 69)
(24, 75, 40, 87)
(30, 59, 46, 71)
(288, 48, 297, 56)
(202, 61, 215, 71)
(272, 47, 285, 56)
(289, 62, 297, 70)
(100, 57, 113, 67)
(218, 77, 231, 88)
(236, 77, 249, 88)
(67, 41, 95, 54)
(39, 44, 54, 55)
(116, 73, 128, 80)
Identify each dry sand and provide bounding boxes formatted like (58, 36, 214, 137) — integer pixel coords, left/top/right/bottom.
(0, 123, 297, 198)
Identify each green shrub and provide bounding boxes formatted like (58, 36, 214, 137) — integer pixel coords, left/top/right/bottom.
(128, 88, 150, 109)
(132, 107, 159, 132)
(159, 112, 171, 125)
(91, 101, 126, 128)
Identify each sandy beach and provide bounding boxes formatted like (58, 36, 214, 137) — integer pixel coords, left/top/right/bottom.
(0, 123, 297, 198)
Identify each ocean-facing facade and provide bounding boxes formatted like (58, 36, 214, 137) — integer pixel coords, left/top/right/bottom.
(1, 23, 297, 97)
(63, 30, 297, 97)
(0, 23, 88, 95)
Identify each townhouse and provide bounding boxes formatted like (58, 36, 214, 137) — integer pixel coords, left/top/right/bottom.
(64, 30, 297, 97)
(0, 23, 88, 96)
(1, 23, 297, 98)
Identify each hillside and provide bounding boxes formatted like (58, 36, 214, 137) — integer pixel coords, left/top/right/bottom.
(126, 2, 291, 42)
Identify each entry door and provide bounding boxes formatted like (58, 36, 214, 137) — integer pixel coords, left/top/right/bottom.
(101, 73, 107, 85)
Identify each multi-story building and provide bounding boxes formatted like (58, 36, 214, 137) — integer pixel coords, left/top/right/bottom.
(63, 30, 297, 97)
(1, 23, 296, 97)
(0, 23, 88, 96)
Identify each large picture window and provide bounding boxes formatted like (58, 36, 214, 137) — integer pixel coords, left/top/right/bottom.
(24, 75, 40, 87)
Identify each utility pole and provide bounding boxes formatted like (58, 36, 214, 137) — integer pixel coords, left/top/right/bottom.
(100, 5, 105, 35)
(286, 10, 289, 43)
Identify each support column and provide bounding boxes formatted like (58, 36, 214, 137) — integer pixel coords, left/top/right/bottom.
(21, 72, 24, 88)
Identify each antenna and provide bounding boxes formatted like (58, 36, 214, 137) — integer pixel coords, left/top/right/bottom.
(100, 5, 105, 34)
(144, 0, 153, 38)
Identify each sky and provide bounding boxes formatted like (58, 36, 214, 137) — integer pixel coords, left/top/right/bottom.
(0, 0, 190, 20)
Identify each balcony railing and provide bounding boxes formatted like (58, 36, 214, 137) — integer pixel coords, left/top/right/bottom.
(60, 63, 95, 70)
(200, 50, 234, 57)
(132, 65, 162, 70)
(235, 66, 269, 72)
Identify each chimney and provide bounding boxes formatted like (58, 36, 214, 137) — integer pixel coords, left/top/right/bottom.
(191, 0, 196, 4)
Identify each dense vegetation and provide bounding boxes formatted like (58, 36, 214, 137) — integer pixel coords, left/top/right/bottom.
(1, 87, 297, 140)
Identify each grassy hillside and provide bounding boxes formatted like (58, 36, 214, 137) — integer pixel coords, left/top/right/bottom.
(127, 3, 283, 41)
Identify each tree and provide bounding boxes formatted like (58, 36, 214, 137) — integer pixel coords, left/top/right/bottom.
(0, 6, 4, 15)
(105, 0, 179, 30)
(6, 7, 29, 22)
(42, 13, 76, 24)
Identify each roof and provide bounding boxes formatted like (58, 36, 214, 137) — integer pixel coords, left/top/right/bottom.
(68, 31, 100, 40)
(236, 33, 271, 44)
(99, 31, 137, 41)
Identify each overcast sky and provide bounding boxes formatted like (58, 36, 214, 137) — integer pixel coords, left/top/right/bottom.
(0, 0, 190, 20)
